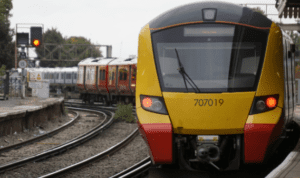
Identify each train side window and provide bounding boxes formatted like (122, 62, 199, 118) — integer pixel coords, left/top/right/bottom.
(99, 70, 102, 80)
(119, 71, 123, 80)
(112, 72, 115, 81)
(87, 71, 90, 80)
(101, 70, 105, 80)
(124, 72, 127, 80)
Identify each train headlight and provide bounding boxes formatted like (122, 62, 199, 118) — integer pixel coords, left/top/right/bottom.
(140, 95, 168, 114)
(249, 94, 279, 115)
(256, 100, 266, 111)
(266, 97, 277, 108)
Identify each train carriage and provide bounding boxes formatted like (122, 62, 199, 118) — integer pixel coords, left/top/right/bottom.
(136, 1, 296, 171)
(108, 57, 137, 104)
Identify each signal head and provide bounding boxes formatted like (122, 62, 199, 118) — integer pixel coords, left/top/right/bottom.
(33, 39, 40, 47)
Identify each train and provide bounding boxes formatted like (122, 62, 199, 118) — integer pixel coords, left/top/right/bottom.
(135, 1, 296, 171)
(25, 67, 78, 94)
(25, 56, 137, 105)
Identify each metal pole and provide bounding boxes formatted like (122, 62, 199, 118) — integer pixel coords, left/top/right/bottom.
(15, 24, 17, 69)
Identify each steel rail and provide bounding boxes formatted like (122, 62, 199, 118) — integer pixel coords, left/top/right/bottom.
(0, 110, 79, 153)
(109, 156, 152, 178)
(0, 107, 114, 173)
(39, 128, 139, 178)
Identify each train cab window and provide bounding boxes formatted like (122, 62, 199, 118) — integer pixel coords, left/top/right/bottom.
(152, 24, 268, 92)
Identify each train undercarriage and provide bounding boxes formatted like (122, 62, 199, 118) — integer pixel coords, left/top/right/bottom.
(80, 93, 135, 106)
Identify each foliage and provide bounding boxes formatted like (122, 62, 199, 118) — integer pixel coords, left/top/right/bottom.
(114, 103, 135, 123)
(64, 106, 68, 115)
(0, 0, 14, 70)
(35, 28, 102, 67)
(249, 7, 266, 16)
(0, 64, 5, 76)
(36, 28, 65, 67)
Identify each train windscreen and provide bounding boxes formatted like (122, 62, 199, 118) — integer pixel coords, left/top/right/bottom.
(152, 24, 269, 92)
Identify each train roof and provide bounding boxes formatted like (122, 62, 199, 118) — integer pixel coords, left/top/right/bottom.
(108, 57, 137, 65)
(148, 1, 272, 32)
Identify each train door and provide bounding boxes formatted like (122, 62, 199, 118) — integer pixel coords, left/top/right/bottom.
(83, 66, 86, 91)
(95, 66, 99, 91)
(129, 65, 132, 94)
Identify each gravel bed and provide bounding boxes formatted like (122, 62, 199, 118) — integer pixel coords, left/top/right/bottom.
(0, 111, 103, 165)
(66, 134, 149, 178)
(1, 120, 139, 177)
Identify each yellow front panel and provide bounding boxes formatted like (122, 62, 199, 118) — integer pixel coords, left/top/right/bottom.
(136, 24, 163, 109)
(256, 22, 284, 108)
(136, 107, 172, 124)
(163, 92, 255, 135)
(246, 107, 282, 124)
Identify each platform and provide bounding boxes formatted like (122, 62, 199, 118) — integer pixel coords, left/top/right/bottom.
(0, 97, 65, 137)
(265, 106, 300, 178)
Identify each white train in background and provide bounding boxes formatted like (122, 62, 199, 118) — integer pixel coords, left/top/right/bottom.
(22, 66, 78, 94)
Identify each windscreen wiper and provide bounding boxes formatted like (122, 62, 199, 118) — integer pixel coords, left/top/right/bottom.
(174, 48, 200, 93)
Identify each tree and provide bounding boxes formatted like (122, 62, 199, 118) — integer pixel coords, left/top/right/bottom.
(249, 7, 266, 16)
(36, 28, 102, 67)
(62, 36, 102, 67)
(36, 28, 65, 67)
(0, 0, 14, 70)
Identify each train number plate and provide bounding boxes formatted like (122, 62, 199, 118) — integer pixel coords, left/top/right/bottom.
(194, 99, 224, 106)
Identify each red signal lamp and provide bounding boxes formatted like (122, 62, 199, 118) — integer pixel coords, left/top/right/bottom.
(266, 97, 277, 108)
(33, 39, 40, 47)
(142, 97, 152, 108)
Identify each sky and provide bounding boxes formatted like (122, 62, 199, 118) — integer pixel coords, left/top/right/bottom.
(9, 0, 300, 59)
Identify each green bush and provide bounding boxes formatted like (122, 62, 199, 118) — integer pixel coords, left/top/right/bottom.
(65, 106, 68, 115)
(114, 103, 135, 123)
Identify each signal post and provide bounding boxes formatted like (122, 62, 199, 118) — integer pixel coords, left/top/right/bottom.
(15, 23, 43, 99)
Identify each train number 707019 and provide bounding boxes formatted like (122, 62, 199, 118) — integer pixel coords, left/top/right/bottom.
(194, 99, 224, 106)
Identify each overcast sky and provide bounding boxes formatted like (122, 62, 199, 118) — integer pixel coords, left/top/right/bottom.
(9, 0, 299, 59)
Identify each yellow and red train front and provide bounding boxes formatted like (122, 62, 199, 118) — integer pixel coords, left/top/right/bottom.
(136, 3, 286, 166)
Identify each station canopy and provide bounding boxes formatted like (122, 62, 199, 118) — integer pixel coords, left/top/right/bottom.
(276, 0, 300, 18)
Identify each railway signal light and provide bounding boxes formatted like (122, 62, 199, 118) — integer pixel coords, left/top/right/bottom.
(17, 33, 29, 45)
(33, 39, 40, 47)
(266, 97, 277, 108)
(30, 27, 42, 47)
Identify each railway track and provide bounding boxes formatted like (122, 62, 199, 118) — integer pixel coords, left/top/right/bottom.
(0, 110, 79, 154)
(0, 107, 114, 174)
(110, 156, 152, 178)
(39, 128, 139, 178)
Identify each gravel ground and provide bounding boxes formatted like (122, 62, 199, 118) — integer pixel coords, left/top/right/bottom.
(66, 134, 149, 178)
(0, 111, 103, 165)
(0, 120, 142, 177)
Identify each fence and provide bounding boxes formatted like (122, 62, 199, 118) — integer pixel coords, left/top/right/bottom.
(0, 73, 22, 98)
